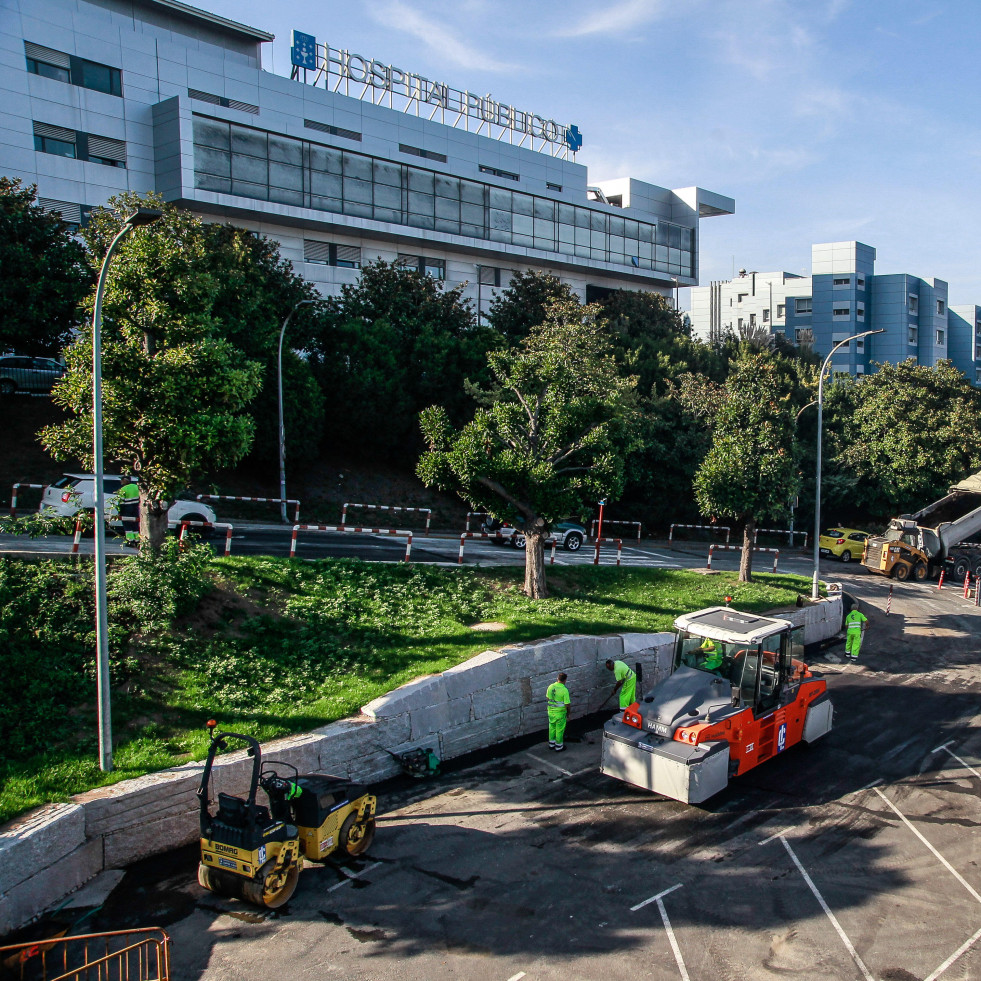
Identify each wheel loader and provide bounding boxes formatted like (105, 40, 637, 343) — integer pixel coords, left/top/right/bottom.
(196, 722, 376, 908)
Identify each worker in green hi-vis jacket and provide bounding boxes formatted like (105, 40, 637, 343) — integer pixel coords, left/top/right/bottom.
(545, 672, 571, 752)
(117, 476, 140, 544)
(605, 659, 636, 710)
(845, 606, 868, 661)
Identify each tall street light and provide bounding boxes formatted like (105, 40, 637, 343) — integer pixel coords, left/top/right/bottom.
(278, 299, 315, 523)
(810, 328, 884, 600)
(93, 207, 162, 772)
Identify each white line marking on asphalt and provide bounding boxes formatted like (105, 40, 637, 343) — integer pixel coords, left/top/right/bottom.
(929, 741, 981, 780)
(525, 752, 572, 777)
(327, 861, 382, 892)
(505, 973, 527, 981)
(630, 881, 682, 912)
(778, 836, 875, 981)
(873, 787, 981, 905)
(758, 829, 791, 845)
(925, 925, 981, 981)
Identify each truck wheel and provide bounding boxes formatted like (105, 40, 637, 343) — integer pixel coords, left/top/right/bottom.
(912, 562, 928, 582)
(892, 563, 910, 581)
(953, 557, 971, 581)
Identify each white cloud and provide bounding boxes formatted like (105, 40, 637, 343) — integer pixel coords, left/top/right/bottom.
(556, 0, 668, 38)
(368, 1, 521, 73)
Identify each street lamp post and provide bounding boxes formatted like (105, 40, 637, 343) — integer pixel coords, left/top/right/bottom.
(810, 328, 884, 600)
(93, 207, 162, 772)
(278, 299, 315, 523)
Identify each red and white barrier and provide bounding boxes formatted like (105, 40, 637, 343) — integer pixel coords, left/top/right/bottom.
(457, 532, 556, 565)
(754, 528, 808, 547)
(669, 523, 731, 543)
(707, 544, 779, 573)
(290, 524, 413, 562)
(590, 520, 641, 541)
(886, 584, 893, 616)
(196, 493, 300, 523)
(465, 511, 493, 533)
(9, 482, 45, 516)
(342, 503, 431, 535)
(71, 515, 84, 554)
(937, 568, 945, 590)
(593, 537, 623, 566)
(180, 520, 234, 557)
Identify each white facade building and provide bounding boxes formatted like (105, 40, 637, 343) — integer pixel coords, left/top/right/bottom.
(2, 0, 733, 323)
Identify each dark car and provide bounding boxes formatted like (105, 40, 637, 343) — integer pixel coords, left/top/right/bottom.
(0, 355, 65, 395)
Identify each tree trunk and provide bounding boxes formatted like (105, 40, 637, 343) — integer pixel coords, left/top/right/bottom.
(739, 515, 756, 582)
(141, 491, 169, 551)
(523, 529, 549, 599)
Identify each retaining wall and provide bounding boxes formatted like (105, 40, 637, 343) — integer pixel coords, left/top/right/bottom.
(0, 594, 841, 936)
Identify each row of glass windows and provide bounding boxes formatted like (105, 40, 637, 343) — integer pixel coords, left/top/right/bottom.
(192, 116, 694, 277)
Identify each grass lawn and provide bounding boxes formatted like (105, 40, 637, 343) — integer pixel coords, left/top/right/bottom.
(0, 556, 814, 824)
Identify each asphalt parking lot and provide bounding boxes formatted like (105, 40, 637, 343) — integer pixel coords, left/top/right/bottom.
(12, 566, 981, 980)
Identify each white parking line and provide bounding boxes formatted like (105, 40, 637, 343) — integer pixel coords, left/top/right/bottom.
(326, 861, 382, 892)
(872, 787, 981, 905)
(525, 752, 572, 777)
(925, 925, 981, 981)
(505, 973, 527, 981)
(630, 883, 689, 981)
(775, 835, 875, 981)
(929, 742, 981, 782)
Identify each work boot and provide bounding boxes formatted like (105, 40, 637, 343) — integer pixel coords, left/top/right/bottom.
(548, 741, 556, 748)
(554, 744, 565, 752)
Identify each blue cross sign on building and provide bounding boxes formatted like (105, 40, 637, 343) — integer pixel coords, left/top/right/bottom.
(291, 30, 318, 70)
(565, 125, 583, 153)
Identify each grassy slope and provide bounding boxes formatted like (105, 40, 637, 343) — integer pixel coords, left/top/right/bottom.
(0, 557, 811, 824)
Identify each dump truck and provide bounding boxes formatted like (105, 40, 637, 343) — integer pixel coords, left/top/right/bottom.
(862, 471, 981, 582)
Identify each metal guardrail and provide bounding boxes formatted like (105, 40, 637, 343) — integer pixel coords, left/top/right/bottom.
(669, 522, 731, 543)
(0, 927, 171, 981)
(590, 519, 641, 541)
(341, 503, 431, 535)
(195, 493, 300, 523)
(707, 543, 780, 573)
(291, 524, 413, 561)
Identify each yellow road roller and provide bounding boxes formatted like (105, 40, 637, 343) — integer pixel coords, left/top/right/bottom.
(196, 721, 376, 909)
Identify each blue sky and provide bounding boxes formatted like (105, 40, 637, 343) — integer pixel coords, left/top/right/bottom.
(205, 0, 981, 307)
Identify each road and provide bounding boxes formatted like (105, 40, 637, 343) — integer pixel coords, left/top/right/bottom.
(0, 523, 813, 574)
(12, 567, 981, 980)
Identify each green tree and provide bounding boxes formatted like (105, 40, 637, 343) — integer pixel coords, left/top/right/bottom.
(688, 354, 800, 581)
(824, 359, 981, 518)
(0, 177, 91, 354)
(486, 270, 578, 346)
(418, 298, 637, 598)
(310, 259, 497, 463)
(41, 196, 263, 549)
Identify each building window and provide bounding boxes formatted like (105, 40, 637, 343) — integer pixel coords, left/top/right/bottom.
(909, 326, 918, 345)
(833, 306, 850, 317)
(190, 116, 691, 276)
(479, 164, 519, 181)
(855, 365, 865, 375)
(25, 42, 121, 95)
(976, 368, 981, 385)
(303, 240, 362, 268)
(33, 121, 126, 167)
(777, 303, 785, 319)
(478, 265, 502, 287)
(303, 119, 362, 141)
(795, 298, 812, 314)
(856, 337, 865, 353)
(737, 293, 748, 303)
(749, 313, 756, 326)
(399, 144, 447, 163)
(546, 181, 562, 191)
(908, 294, 918, 315)
(937, 299, 945, 315)
(833, 277, 850, 287)
(795, 328, 812, 343)
(856, 304, 865, 322)
(937, 329, 945, 345)
(188, 89, 259, 114)
(763, 309, 770, 322)
(398, 254, 445, 279)
(737, 318, 744, 329)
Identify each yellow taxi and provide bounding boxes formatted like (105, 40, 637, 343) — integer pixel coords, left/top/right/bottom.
(819, 527, 870, 563)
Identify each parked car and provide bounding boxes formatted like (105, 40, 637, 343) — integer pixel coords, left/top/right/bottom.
(0, 355, 65, 395)
(482, 517, 586, 552)
(39, 474, 216, 528)
(818, 527, 870, 563)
